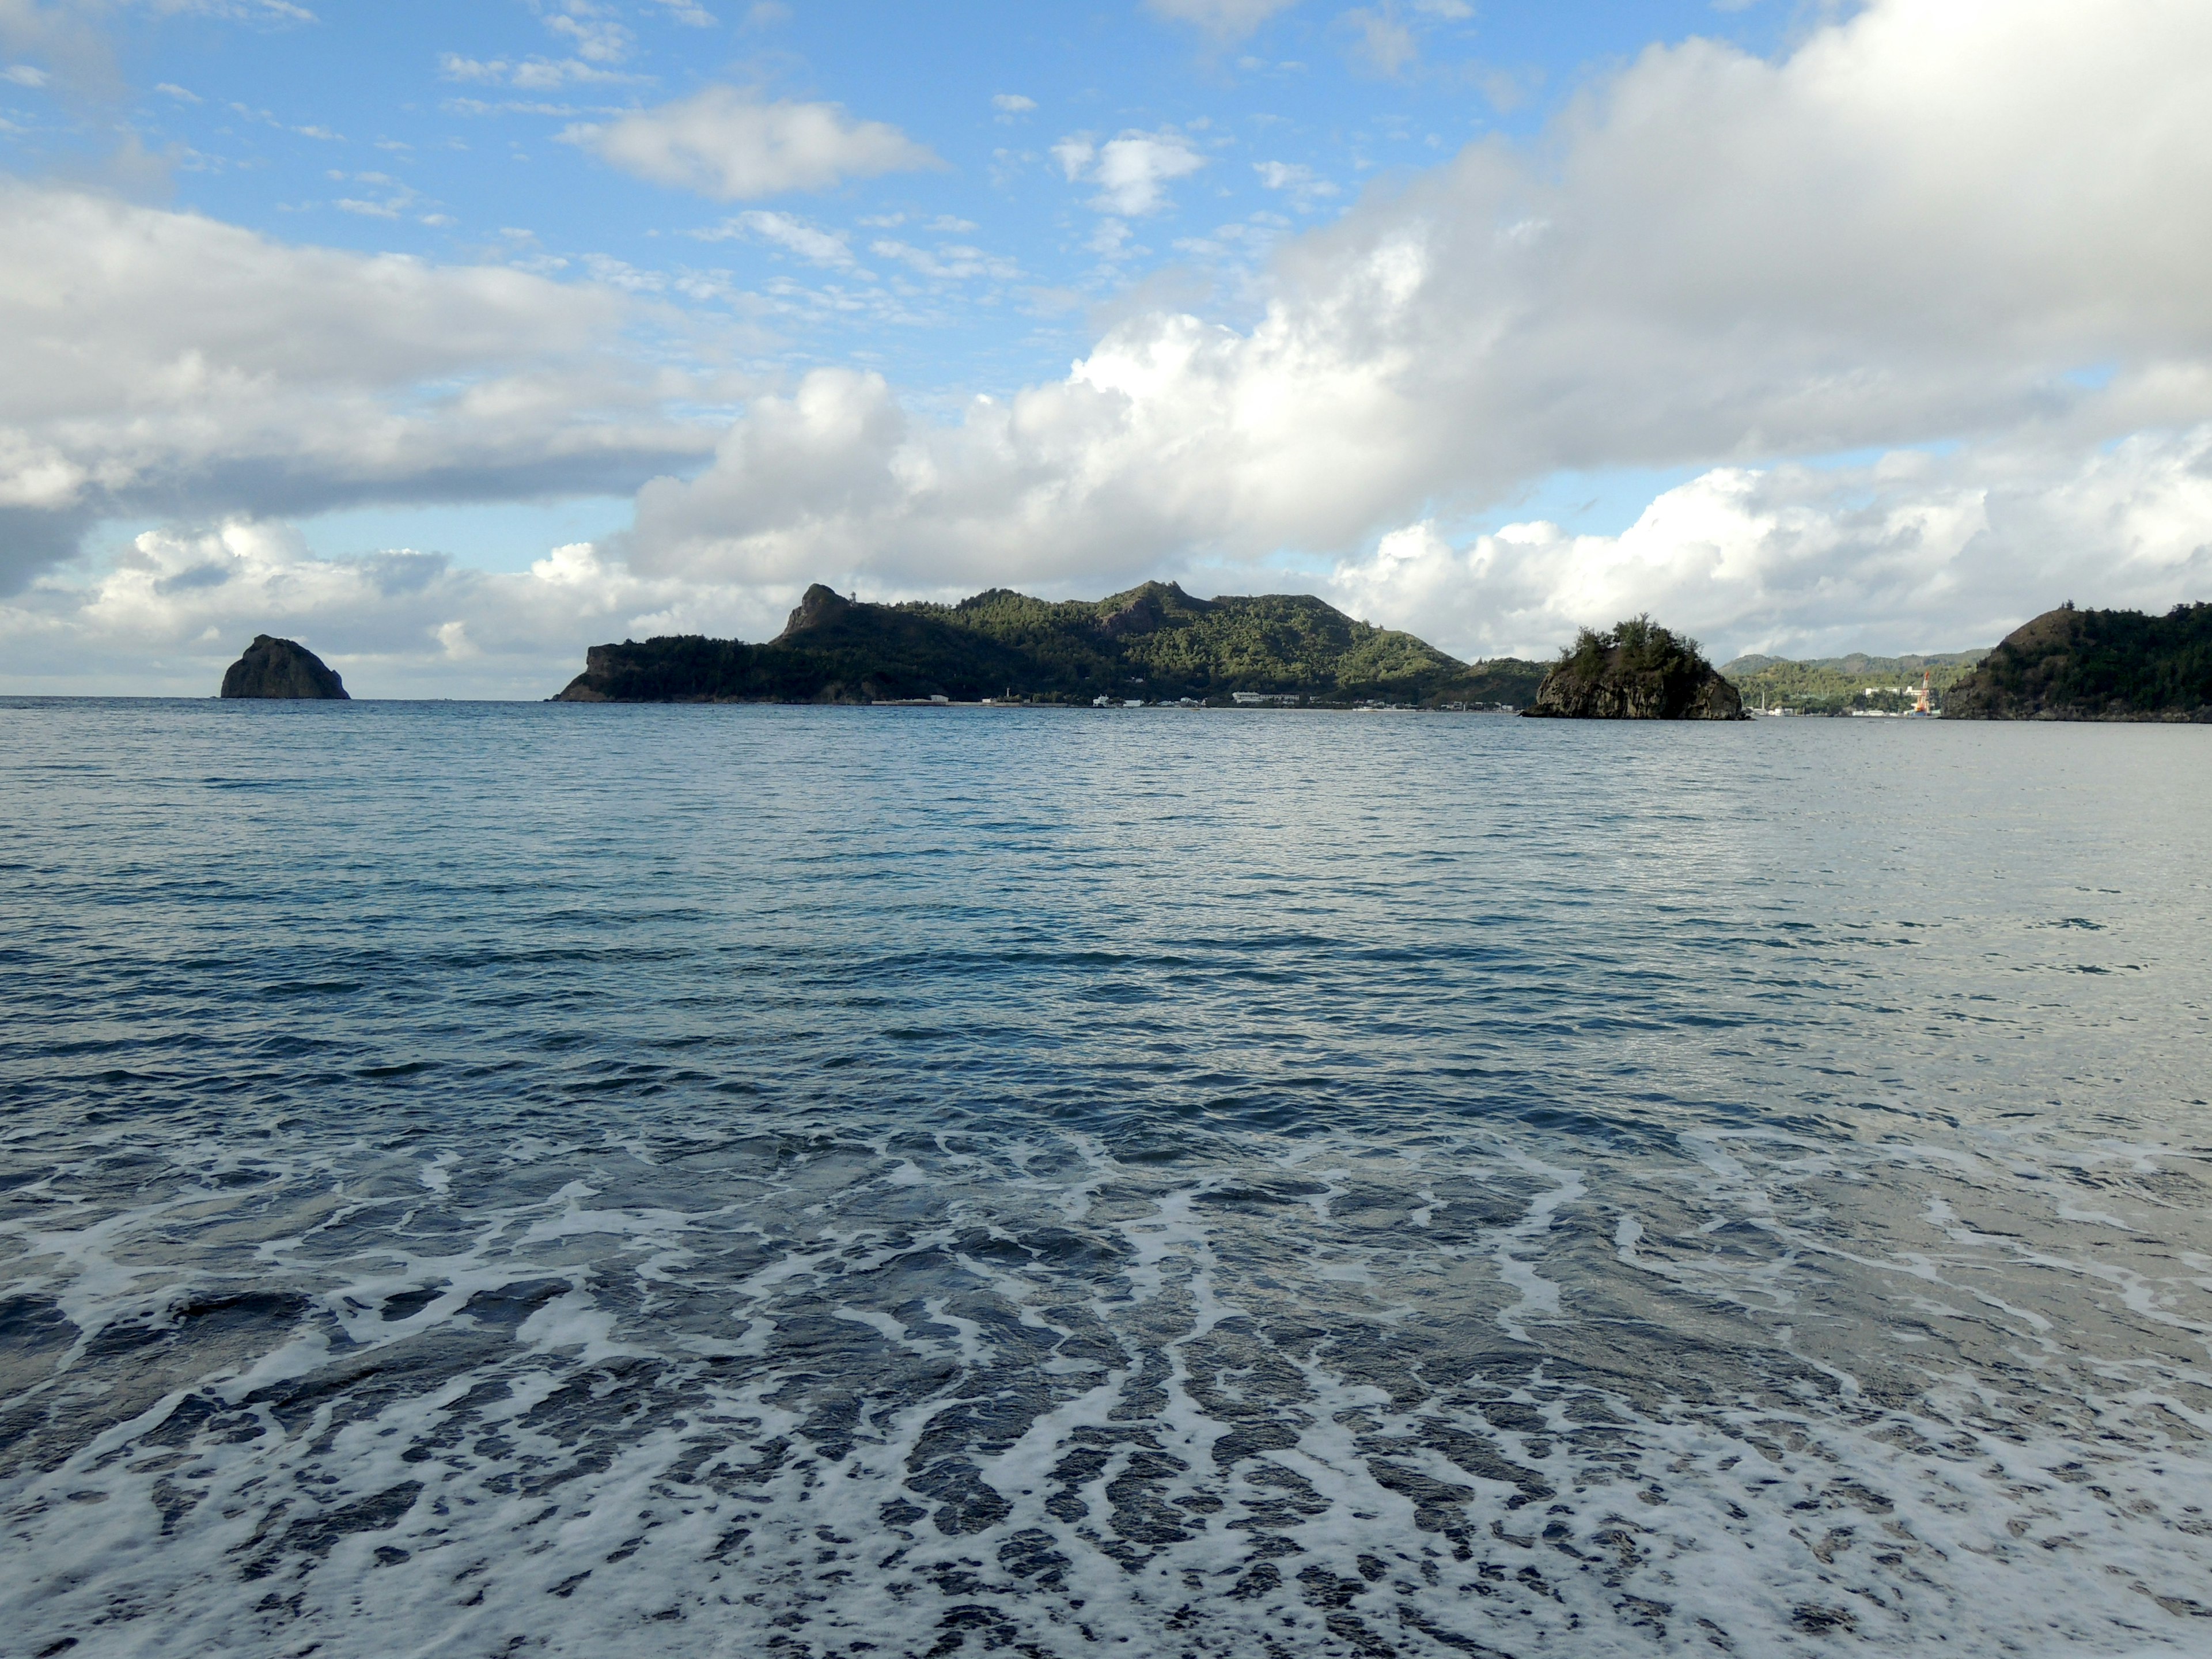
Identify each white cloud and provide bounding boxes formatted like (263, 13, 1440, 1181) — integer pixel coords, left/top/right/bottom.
(437, 51, 630, 89)
(4, 62, 48, 85)
(1086, 217, 1135, 259)
(535, 1, 632, 64)
(1341, 5, 1416, 75)
(1050, 137, 1093, 179)
(0, 181, 718, 593)
(563, 86, 940, 200)
(1055, 128, 1206, 215)
(869, 240, 1021, 282)
(1145, 0, 1298, 41)
(147, 0, 316, 18)
(12, 0, 2212, 690)
(1327, 431, 2212, 661)
(1253, 159, 1338, 208)
(0, 521, 794, 698)
(992, 92, 1036, 118)
(620, 0, 2212, 643)
(695, 208, 857, 268)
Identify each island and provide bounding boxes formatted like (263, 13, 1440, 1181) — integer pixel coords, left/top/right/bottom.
(1521, 616, 1745, 719)
(1941, 602, 2212, 721)
(554, 581, 1550, 707)
(220, 635, 350, 699)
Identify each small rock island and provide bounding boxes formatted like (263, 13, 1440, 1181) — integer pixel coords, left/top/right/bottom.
(220, 635, 350, 699)
(1522, 616, 1746, 719)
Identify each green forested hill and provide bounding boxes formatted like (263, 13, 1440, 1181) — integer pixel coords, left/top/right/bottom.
(555, 581, 1548, 706)
(1944, 603, 2212, 719)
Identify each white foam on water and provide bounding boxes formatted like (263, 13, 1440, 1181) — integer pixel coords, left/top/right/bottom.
(6, 1109, 2212, 1658)
(1491, 1150, 1588, 1342)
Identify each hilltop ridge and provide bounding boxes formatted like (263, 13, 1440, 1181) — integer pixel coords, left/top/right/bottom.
(1944, 603, 2212, 720)
(556, 581, 1549, 706)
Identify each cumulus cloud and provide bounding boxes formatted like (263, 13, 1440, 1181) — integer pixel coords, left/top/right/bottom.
(1327, 431, 2212, 661)
(624, 0, 2212, 645)
(0, 521, 794, 698)
(13, 0, 2212, 691)
(1054, 128, 1206, 215)
(0, 181, 718, 593)
(563, 86, 940, 200)
(1145, 0, 1298, 41)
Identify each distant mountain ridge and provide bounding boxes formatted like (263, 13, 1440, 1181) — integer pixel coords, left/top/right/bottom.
(1721, 647, 1987, 714)
(1721, 649, 1988, 678)
(555, 581, 1549, 706)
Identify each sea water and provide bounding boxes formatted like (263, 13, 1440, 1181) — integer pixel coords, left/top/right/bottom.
(1, 699, 2208, 1659)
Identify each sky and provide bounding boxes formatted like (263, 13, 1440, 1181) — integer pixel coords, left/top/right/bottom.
(2, 0, 2210, 696)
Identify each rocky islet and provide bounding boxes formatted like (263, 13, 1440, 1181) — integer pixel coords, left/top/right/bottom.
(219, 635, 349, 700)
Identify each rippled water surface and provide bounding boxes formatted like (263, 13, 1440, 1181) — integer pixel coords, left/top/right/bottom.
(3, 699, 2210, 1659)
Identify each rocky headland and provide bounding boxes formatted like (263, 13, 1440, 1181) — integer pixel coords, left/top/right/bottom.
(555, 581, 1549, 707)
(1942, 602, 2212, 720)
(220, 635, 350, 699)
(1522, 616, 1745, 719)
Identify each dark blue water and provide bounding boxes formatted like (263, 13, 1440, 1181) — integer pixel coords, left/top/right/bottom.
(3, 700, 2209, 1658)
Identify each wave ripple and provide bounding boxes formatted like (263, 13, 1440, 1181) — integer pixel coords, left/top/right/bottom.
(2, 700, 2208, 1658)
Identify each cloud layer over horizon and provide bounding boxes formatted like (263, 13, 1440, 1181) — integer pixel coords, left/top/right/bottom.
(4, 0, 2211, 696)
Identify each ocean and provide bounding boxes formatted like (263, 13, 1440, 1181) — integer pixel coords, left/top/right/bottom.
(2, 699, 2207, 1658)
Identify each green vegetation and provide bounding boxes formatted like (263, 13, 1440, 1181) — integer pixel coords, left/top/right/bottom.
(557, 580, 1548, 706)
(1527, 615, 1743, 719)
(1562, 615, 1703, 681)
(1721, 648, 1988, 715)
(1945, 602, 2212, 720)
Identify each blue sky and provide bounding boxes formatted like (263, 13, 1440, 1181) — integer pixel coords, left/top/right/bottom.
(70, 2, 1789, 388)
(3, 0, 2209, 694)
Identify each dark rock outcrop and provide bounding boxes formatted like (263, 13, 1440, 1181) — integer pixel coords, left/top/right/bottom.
(220, 635, 349, 699)
(776, 583, 855, 641)
(1098, 583, 1204, 639)
(1942, 602, 2212, 721)
(1522, 616, 1745, 720)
